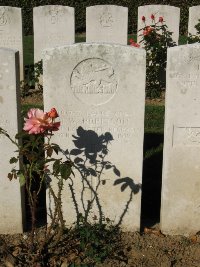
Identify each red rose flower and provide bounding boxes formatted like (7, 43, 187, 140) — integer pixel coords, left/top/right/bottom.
(151, 14, 155, 20)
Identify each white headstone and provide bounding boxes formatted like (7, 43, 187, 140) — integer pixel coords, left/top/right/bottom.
(161, 44, 200, 236)
(43, 43, 146, 231)
(33, 5, 75, 64)
(188, 6, 200, 35)
(86, 5, 128, 45)
(137, 5, 180, 44)
(0, 48, 24, 234)
(0, 6, 23, 81)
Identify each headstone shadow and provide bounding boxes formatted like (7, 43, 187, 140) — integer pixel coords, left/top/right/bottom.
(141, 132, 164, 229)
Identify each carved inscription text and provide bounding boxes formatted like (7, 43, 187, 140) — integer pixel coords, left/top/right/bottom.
(59, 110, 135, 143)
(173, 126, 200, 146)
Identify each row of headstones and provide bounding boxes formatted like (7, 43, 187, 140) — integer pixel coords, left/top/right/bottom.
(1, 42, 200, 236)
(1, 4, 200, 81)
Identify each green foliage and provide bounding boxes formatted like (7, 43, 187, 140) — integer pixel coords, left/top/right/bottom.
(20, 60, 43, 97)
(138, 16, 176, 98)
(188, 19, 200, 44)
(68, 220, 121, 265)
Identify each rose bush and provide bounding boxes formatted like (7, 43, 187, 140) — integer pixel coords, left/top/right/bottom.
(0, 107, 73, 260)
(0, 108, 123, 265)
(188, 19, 200, 44)
(130, 14, 176, 98)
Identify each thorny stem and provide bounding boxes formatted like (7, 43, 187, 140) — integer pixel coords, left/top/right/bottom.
(0, 128, 19, 148)
(40, 176, 65, 249)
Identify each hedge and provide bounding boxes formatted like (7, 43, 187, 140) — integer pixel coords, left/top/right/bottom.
(2, 0, 200, 35)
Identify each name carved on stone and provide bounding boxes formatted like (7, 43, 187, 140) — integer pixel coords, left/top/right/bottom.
(70, 58, 118, 106)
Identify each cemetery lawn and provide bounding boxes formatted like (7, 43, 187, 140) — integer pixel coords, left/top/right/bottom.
(1, 101, 198, 266)
(23, 34, 188, 65)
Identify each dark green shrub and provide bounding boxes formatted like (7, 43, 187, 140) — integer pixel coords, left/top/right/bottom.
(188, 19, 200, 43)
(2, 0, 195, 35)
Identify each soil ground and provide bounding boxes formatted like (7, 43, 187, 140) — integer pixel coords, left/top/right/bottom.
(1, 94, 199, 266)
(1, 228, 200, 267)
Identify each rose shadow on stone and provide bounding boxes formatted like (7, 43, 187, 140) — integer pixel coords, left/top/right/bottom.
(141, 132, 164, 230)
(53, 126, 141, 227)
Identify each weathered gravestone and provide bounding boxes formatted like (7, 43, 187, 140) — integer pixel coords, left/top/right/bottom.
(34, 5, 75, 65)
(137, 5, 180, 44)
(0, 48, 24, 234)
(188, 6, 200, 35)
(0, 6, 23, 81)
(86, 5, 128, 44)
(43, 43, 146, 231)
(161, 44, 200, 236)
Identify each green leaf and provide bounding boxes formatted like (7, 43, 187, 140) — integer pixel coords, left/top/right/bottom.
(47, 147, 53, 157)
(52, 144, 60, 155)
(53, 160, 60, 175)
(60, 163, 71, 180)
(19, 173, 25, 187)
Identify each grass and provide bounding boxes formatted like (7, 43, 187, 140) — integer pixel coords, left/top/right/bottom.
(145, 104, 165, 134)
(23, 33, 188, 65)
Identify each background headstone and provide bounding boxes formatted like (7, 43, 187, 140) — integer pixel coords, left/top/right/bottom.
(43, 43, 146, 231)
(188, 6, 200, 35)
(86, 5, 128, 44)
(34, 5, 75, 64)
(161, 44, 200, 236)
(137, 5, 180, 44)
(0, 6, 23, 81)
(0, 48, 24, 234)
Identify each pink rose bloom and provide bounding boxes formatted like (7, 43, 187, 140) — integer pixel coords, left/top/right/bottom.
(23, 108, 60, 134)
